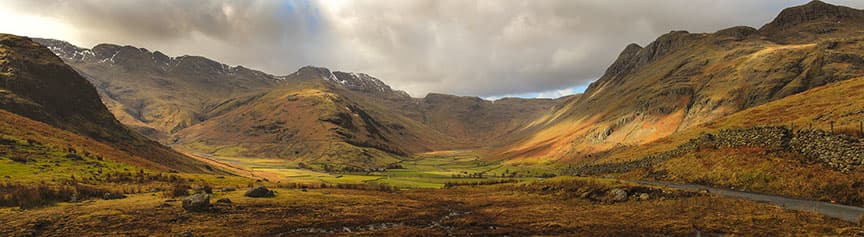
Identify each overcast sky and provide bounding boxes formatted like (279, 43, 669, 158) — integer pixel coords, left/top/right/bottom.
(1, 0, 862, 98)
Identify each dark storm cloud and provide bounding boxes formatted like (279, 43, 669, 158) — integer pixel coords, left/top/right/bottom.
(3, 0, 864, 97)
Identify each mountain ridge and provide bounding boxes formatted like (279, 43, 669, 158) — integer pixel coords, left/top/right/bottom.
(492, 0, 864, 165)
(25, 0, 864, 170)
(0, 34, 214, 173)
(35, 38, 563, 169)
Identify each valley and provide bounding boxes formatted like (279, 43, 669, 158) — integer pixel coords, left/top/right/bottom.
(2, 0, 864, 235)
(178, 147, 540, 189)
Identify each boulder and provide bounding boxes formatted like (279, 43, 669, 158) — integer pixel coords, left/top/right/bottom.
(244, 186, 275, 198)
(216, 198, 232, 204)
(102, 192, 127, 200)
(220, 187, 236, 192)
(607, 188, 628, 202)
(178, 230, 194, 237)
(182, 193, 211, 212)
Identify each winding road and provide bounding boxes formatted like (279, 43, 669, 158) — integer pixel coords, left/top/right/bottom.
(636, 180, 864, 223)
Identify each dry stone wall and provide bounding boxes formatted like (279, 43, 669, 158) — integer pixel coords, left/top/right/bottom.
(573, 126, 864, 175)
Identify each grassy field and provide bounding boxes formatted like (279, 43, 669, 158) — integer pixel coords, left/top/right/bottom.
(3, 132, 861, 235)
(1, 177, 859, 236)
(0, 135, 140, 184)
(176, 148, 544, 188)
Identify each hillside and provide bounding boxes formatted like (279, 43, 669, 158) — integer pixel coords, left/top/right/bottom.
(495, 0, 864, 164)
(173, 66, 564, 170)
(0, 34, 212, 173)
(28, 1, 864, 172)
(567, 75, 864, 206)
(174, 67, 456, 170)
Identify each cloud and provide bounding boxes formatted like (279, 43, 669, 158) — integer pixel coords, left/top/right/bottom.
(2, 0, 863, 97)
(0, 0, 332, 76)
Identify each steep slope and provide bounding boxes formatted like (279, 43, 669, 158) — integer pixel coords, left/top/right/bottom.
(496, 0, 864, 164)
(34, 38, 280, 143)
(0, 34, 212, 173)
(0, 109, 181, 172)
(572, 76, 864, 206)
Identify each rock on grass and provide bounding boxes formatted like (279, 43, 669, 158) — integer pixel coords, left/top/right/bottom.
(182, 193, 211, 212)
(244, 186, 275, 198)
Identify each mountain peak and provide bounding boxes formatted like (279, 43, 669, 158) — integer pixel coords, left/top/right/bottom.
(286, 66, 410, 99)
(292, 65, 337, 81)
(760, 0, 864, 32)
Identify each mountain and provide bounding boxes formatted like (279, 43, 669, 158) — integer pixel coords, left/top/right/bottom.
(389, 93, 566, 145)
(0, 34, 213, 173)
(33, 38, 280, 143)
(174, 66, 454, 169)
(174, 66, 561, 169)
(1, 35, 126, 141)
(34, 37, 563, 169)
(570, 75, 864, 206)
(495, 0, 864, 164)
(31, 1, 863, 172)
(760, 0, 864, 43)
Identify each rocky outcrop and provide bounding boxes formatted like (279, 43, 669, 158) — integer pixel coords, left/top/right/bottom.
(290, 66, 410, 100)
(600, 43, 643, 80)
(714, 26, 760, 41)
(760, 1, 864, 43)
(635, 31, 704, 67)
(760, 0, 864, 33)
(332, 71, 410, 99)
(587, 31, 704, 91)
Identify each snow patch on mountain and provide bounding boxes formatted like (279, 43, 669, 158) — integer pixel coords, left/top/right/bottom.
(34, 38, 282, 82)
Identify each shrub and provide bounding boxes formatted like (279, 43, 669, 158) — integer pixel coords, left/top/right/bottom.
(274, 182, 398, 192)
(202, 184, 213, 194)
(168, 184, 191, 198)
(9, 156, 28, 163)
(0, 137, 16, 145)
(444, 179, 518, 188)
(64, 153, 83, 161)
(0, 183, 110, 209)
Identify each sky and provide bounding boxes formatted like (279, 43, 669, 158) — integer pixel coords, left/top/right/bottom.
(1, 0, 863, 99)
